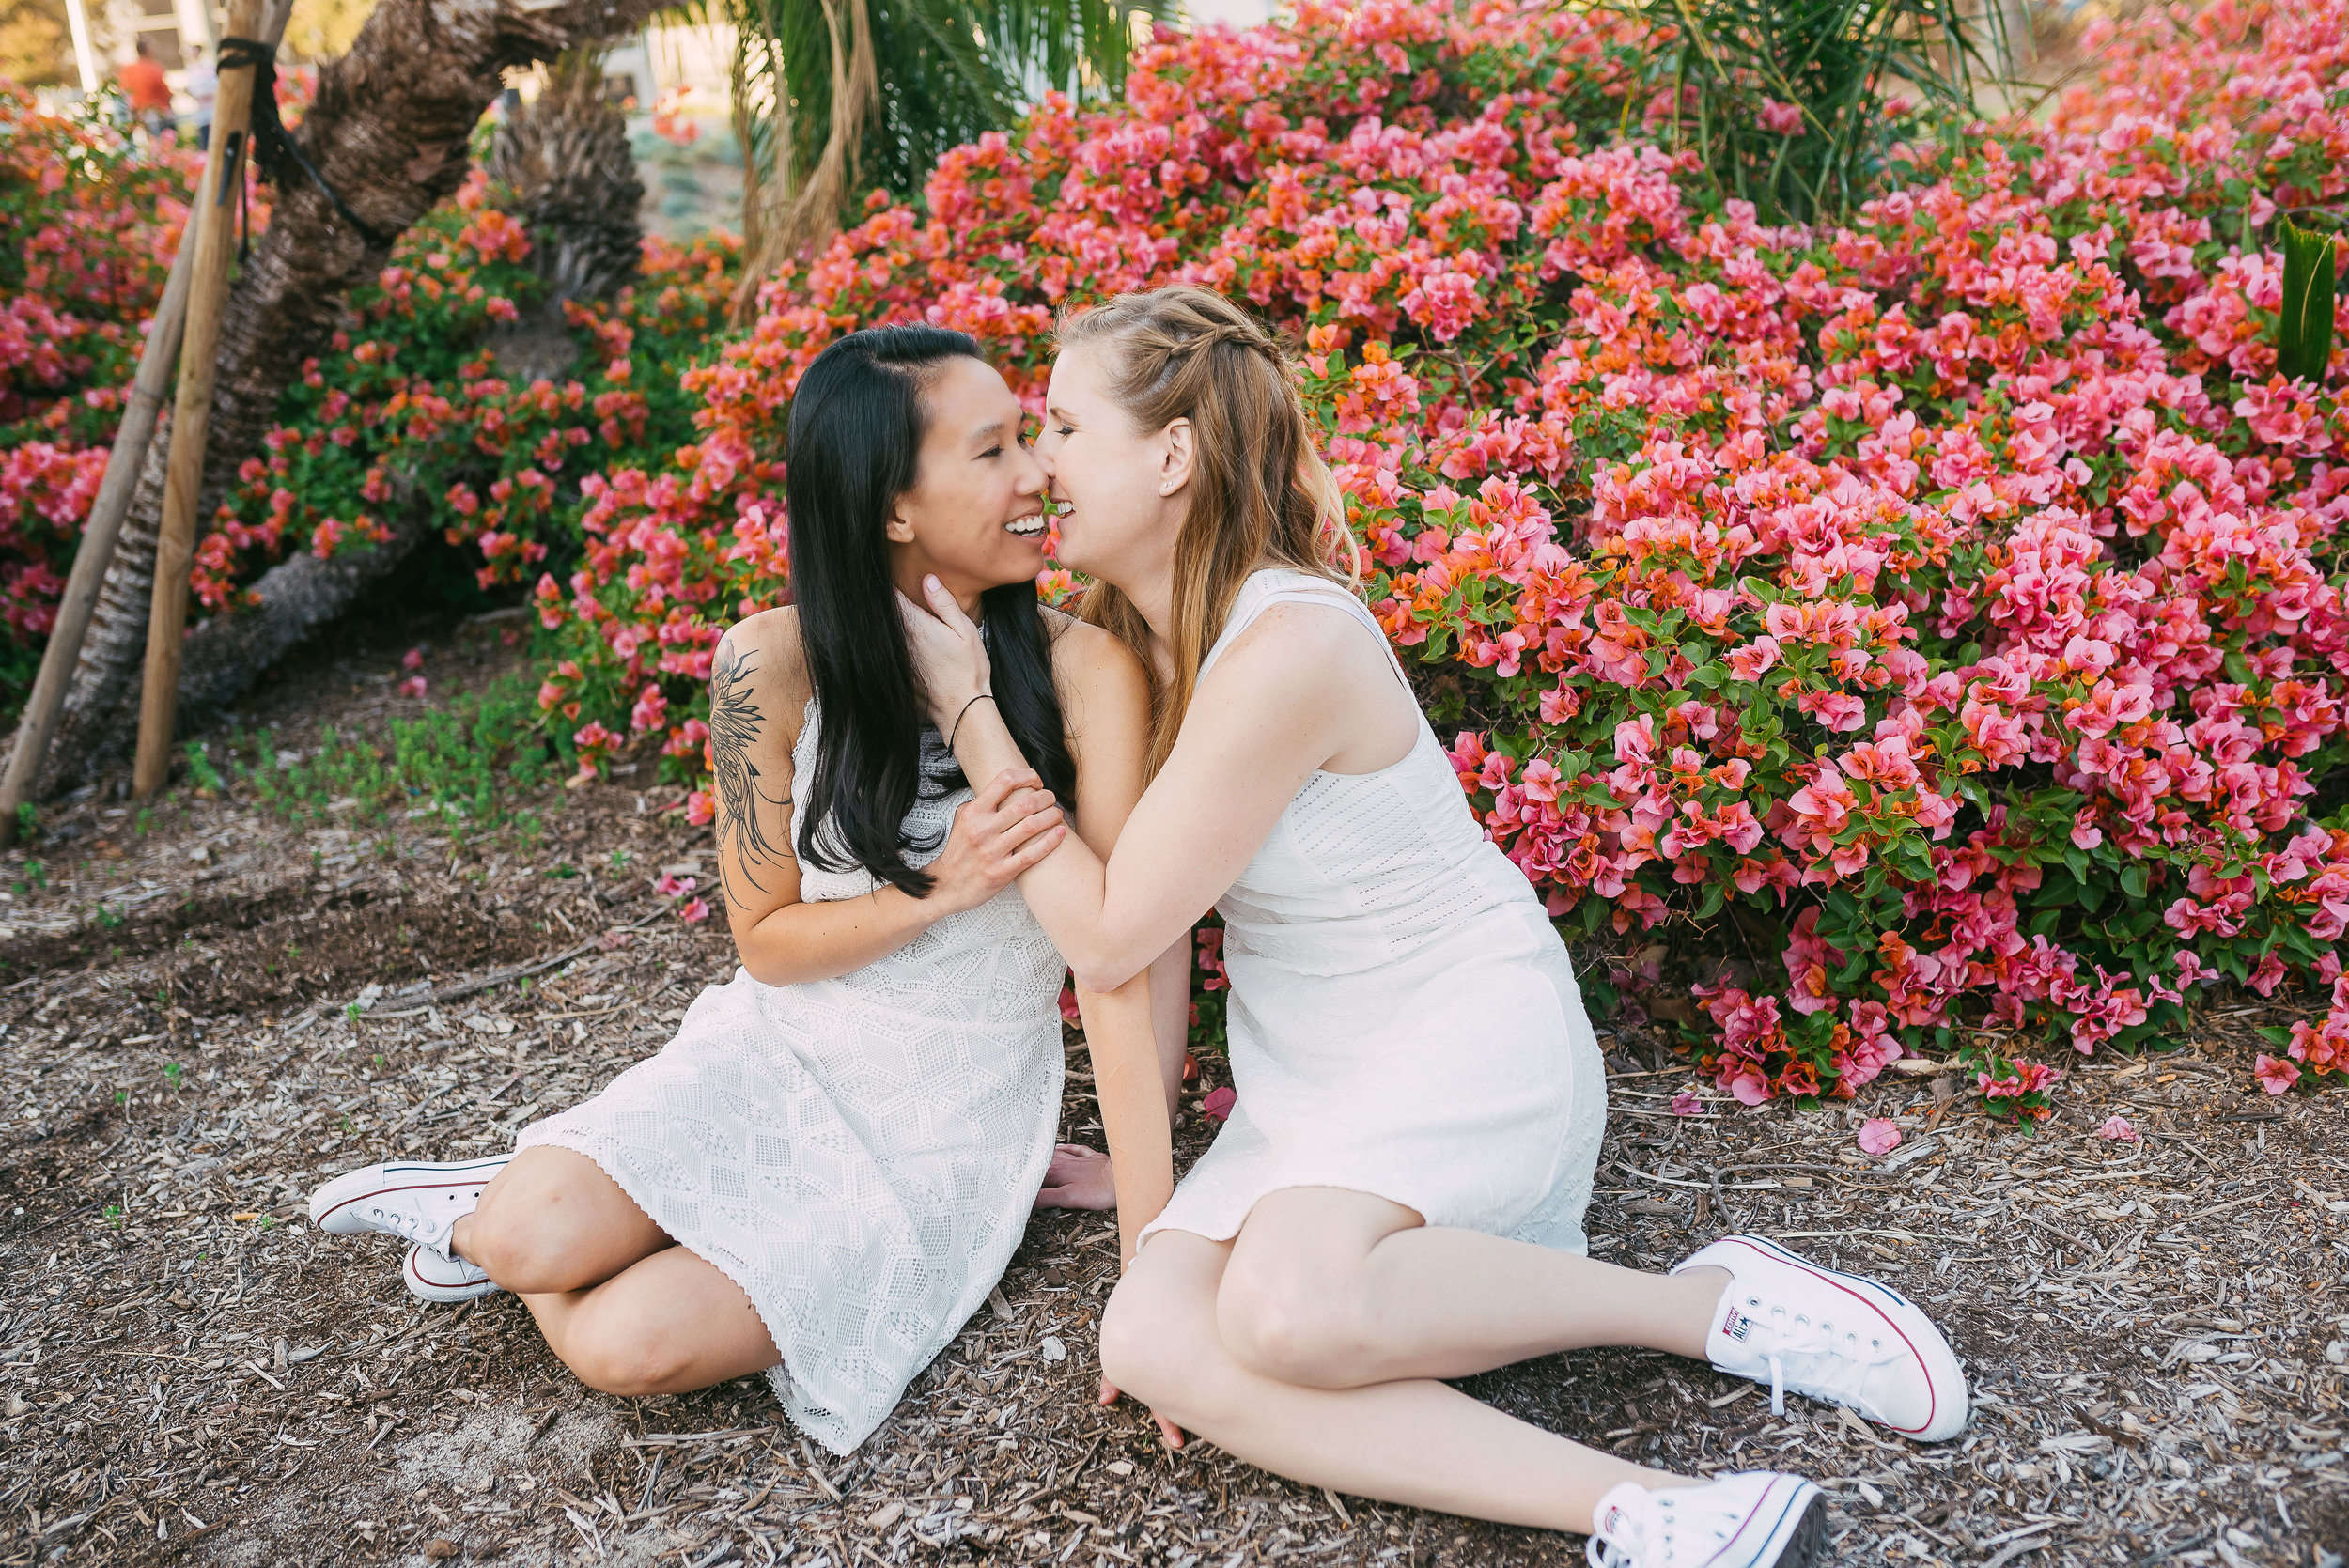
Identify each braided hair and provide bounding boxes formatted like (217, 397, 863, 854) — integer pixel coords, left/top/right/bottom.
(1056, 287, 1354, 776)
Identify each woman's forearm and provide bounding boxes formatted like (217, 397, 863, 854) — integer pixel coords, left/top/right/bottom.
(731, 884, 944, 986)
(1074, 973, 1174, 1265)
(949, 705, 1161, 990)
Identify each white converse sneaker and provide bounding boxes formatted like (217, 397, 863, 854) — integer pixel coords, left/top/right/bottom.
(1672, 1234, 1968, 1443)
(1586, 1473, 1825, 1568)
(404, 1243, 501, 1304)
(309, 1154, 511, 1252)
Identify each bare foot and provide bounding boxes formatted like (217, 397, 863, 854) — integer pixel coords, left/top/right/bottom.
(1033, 1143, 1114, 1210)
(1100, 1374, 1185, 1448)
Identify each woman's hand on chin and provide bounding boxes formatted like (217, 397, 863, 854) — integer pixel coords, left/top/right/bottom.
(897, 578, 991, 732)
(1032, 1143, 1115, 1211)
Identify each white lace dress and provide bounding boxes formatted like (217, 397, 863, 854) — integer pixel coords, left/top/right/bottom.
(1139, 569, 1608, 1253)
(518, 701, 1065, 1452)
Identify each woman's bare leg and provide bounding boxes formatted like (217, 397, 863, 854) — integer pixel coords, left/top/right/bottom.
(1036, 937, 1198, 1212)
(1212, 1187, 1728, 1389)
(521, 1246, 782, 1396)
(452, 1147, 671, 1294)
(1101, 1231, 1689, 1533)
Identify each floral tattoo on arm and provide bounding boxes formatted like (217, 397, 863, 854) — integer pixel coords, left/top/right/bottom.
(710, 641, 791, 898)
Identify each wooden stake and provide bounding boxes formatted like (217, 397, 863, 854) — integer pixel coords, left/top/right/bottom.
(133, 0, 267, 800)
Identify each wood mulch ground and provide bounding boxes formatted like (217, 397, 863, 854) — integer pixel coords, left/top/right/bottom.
(1, 603, 2343, 1568)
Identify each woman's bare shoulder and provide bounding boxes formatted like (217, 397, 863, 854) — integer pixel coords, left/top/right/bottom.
(1214, 593, 1377, 681)
(716, 606, 812, 736)
(1043, 608, 1149, 709)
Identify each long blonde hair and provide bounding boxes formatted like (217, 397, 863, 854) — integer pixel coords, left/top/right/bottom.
(1059, 287, 1356, 776)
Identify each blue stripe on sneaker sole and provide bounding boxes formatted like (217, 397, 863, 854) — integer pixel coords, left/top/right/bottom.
(1703, 1477, 1820, 1568)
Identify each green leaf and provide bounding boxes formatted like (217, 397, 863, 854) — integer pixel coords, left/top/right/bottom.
(2278, 222, 2338, 385)
(2119, 863, 2148, 901)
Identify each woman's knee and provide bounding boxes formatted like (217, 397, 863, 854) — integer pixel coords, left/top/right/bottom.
(1100, 1272, 1241, 1430)
(466, 1156, 626, 1291)
(555, 1309, 698, 1397)
(1213, 1255, 1371, 1389)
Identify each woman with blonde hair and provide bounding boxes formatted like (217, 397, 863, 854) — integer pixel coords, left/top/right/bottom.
(903, 287, 1968, 1566)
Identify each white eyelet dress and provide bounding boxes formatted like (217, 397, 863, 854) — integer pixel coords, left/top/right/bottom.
(1138, 569, 1608, 1253)
(517, 702, 1065, 1452)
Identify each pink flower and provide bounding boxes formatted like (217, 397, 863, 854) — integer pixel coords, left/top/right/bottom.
(397, 675, 428, 699)
(630, 682, 669, 734)
(401, 646, 426, 670)
(655, 872, 697, 899)
(2094, 1114, 2139, 1141)
(677, 897, 711, 924)
(1725, 636, 1781, 681)
(2253, 1053, 2300, 1095)
(1756, 99, 1805, 135)
(685, 790, 715, 827)
(1200, 1085, 1237, 1124)
(1058, 983, 1081, 1023)
(1669, 1088, 1704, 1116)
(1856, 1118, 1903, 1156)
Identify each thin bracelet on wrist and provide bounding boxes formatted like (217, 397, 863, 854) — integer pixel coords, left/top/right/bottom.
(948, 692, 995, 750)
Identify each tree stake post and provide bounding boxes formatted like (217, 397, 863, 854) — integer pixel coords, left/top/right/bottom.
(133, 0, 268, 800)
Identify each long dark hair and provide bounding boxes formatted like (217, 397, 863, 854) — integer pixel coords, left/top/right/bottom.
(786, 325, 1077, 897)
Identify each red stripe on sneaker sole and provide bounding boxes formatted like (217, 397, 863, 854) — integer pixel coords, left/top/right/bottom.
(405, 1250, 488, 1294)
(316, 1177, 494, 1228)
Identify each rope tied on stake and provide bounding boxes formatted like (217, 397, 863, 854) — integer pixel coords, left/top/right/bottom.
(214, 36, 398, 253)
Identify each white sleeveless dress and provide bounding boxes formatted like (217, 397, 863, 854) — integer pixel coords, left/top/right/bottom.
(1139, 569, 1607, 1252)
(518, 701, 1065, 1452)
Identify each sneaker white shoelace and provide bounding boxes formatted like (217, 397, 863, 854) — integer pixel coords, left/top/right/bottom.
(1585, 1520, 1642, 1568)
(364, 1203, 452, 1250)
(1746, 1312, 1905, 1416)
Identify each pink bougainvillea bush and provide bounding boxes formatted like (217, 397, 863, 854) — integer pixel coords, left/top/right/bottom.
(529, 0, 2349, 1112)
(202, 170, 736, 619)
(0, 87, 200, 699)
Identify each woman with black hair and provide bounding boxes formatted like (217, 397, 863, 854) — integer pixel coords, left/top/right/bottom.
(308, 326, 1183, 1453)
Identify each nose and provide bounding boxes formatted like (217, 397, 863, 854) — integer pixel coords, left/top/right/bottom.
(1014, 437, 1049, 493)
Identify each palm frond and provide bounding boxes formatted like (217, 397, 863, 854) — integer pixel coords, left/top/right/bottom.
(722, 0, 1155, 320)
(1614, 0, 2016, 225)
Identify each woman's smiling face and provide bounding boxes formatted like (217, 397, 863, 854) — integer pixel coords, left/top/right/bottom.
(1033, 342, 1188, 590)
(885, 355, 1050, 599)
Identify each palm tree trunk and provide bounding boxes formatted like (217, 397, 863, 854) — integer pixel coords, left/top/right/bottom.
(36, 0, 666, 796)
